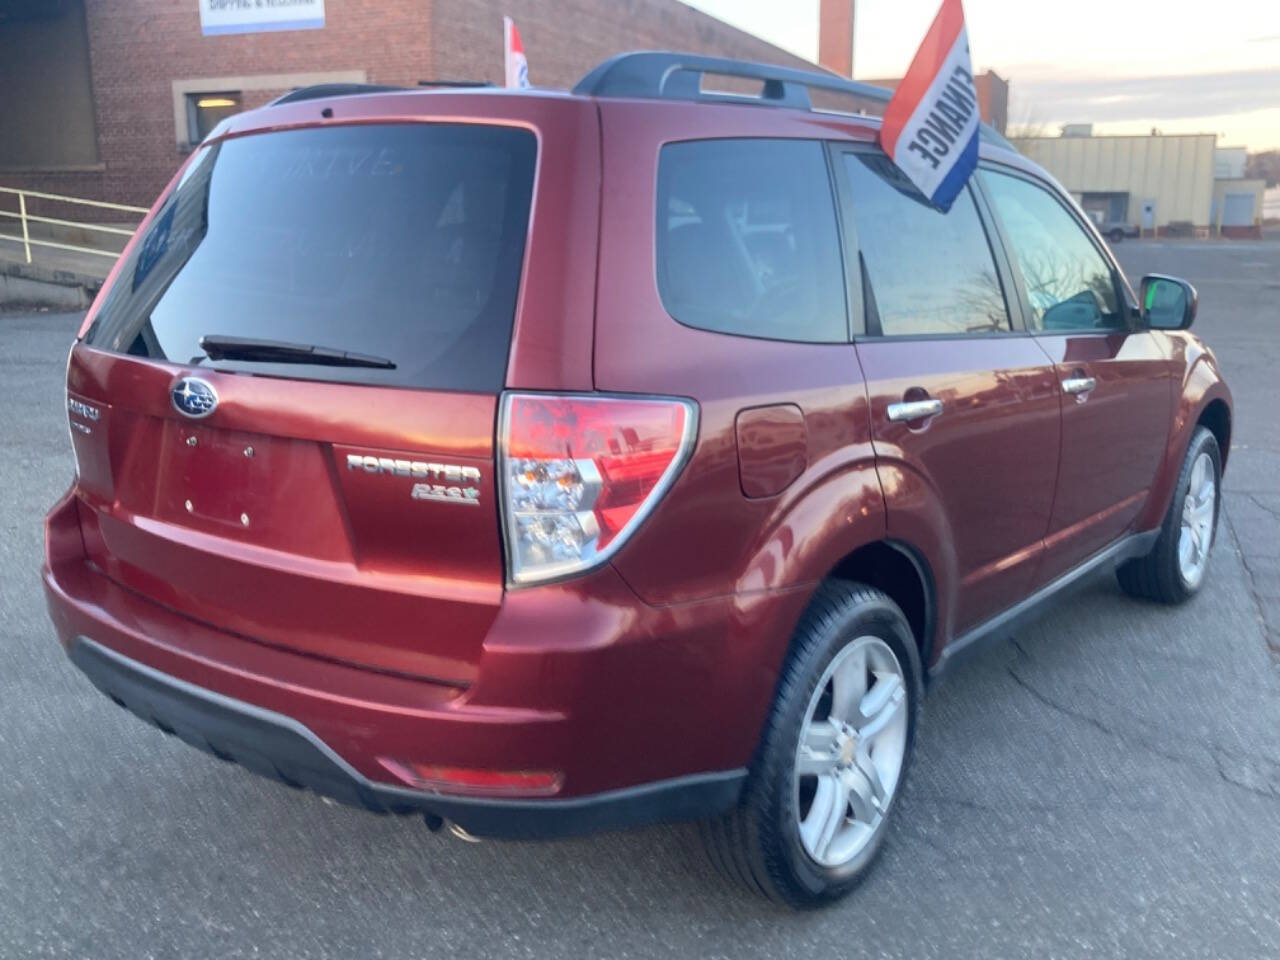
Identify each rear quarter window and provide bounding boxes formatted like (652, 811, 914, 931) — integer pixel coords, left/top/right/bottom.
(655, 138, 848, 343)
(86, 123, 537, 391)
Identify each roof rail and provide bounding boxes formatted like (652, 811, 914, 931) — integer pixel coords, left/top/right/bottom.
(269, 83, 405, 106)
(572, 51, 892, 111)
(573, 51, 1017, 152)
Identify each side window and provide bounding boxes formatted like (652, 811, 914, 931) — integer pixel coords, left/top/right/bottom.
(980, 169, 1123, 332)
(843, 152, 1010, 336)
(656, 139, 847, 342)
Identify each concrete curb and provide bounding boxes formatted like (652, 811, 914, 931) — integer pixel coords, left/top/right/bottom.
(0, 260, 101, 310)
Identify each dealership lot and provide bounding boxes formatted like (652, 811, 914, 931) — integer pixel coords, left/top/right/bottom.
(3, 240, 1279, 958)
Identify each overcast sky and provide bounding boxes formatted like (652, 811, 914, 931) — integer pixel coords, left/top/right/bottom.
(681, 0, 1280, 150)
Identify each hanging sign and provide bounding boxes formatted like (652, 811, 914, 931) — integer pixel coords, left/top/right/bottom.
(199, 0, 326, 37)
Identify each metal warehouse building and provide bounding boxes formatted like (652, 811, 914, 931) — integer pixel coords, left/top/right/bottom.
(1013, 129, 1266, 239)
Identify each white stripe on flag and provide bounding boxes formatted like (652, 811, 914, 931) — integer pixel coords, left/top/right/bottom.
(891, 26, 979, 201)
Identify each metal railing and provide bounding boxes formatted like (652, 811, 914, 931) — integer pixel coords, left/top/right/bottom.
(0, 186, 147, 264)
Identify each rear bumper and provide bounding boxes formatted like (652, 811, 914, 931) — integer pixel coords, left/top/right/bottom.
(43, 490, 804, 837)
(65, 635, 743, 839)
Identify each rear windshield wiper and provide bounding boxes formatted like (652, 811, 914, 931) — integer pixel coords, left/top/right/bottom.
(199, 335, 396, 370)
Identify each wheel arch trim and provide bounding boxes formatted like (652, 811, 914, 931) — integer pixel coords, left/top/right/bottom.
(1137, 351, 1232, 532)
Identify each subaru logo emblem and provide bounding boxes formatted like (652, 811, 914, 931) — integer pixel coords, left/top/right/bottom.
(171, 377, 218, 419)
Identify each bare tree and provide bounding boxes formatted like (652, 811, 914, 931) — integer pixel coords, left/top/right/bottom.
(1006, 102, 1050, 140)
(1246, 150, 1280, 188)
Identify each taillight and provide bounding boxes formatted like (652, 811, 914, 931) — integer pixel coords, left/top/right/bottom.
(499, 392, 698, 586)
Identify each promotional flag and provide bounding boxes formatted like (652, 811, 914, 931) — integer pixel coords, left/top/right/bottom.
(504, 16, 530, 89)
(878, 0, 980, 212)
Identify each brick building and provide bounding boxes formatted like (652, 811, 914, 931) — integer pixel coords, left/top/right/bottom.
(0, 0, 848, 210)
(862, 70, 1009, 136)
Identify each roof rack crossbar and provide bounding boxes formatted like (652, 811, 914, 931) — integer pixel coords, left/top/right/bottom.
(572, 51, 893, 111)
(416, 80, 493, 88)
(269, 83, 406, 106)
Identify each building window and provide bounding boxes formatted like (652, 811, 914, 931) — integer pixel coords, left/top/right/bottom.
(185, 92, 242, 144)
(0, 0, 100, 168)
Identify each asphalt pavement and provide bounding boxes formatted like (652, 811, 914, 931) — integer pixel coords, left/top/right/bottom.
(3, 239, 1279, 959)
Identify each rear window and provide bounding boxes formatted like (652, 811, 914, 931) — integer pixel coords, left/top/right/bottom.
(656, 139, 848, 343)
(86, 123, 537, 391)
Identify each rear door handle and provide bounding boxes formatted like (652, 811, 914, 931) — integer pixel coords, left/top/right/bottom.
(887, 398, 943, 423)
(1062, 376, 1097, 395)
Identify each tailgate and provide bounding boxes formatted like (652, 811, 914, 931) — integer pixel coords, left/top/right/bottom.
(68, 351, 500, 686)
(65, 119, 542, 685)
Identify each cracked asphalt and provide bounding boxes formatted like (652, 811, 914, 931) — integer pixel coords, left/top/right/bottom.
(3, 238, 1279, 958)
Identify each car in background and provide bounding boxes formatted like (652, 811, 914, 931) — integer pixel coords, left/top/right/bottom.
(1102, 220, 1141, 242)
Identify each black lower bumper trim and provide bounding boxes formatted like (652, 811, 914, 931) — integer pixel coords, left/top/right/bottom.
(67, 636, 746, 839)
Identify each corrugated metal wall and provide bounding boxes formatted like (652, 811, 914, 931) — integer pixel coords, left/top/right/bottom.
(1212, 178, 1266, 224)
(1011, 134, 1216, 228)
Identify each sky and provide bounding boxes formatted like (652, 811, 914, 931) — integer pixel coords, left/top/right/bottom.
(680, 0, 1280, 150)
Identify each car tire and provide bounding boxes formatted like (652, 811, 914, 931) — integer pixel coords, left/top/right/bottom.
(1117, 426, 1221, 604)
(700, 581, 921, 907)
(1109, 228, 1125, 242)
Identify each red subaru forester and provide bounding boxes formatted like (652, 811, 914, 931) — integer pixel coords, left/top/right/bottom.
(44, 54, 1232, 906)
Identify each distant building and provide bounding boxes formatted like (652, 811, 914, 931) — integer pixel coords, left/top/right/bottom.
(1214, 146, 1248, 180)
(1212, 176, 1268, 238)
(1013, 131, 1265, 239)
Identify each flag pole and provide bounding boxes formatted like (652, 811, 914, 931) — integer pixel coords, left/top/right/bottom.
(503, 16, 513, 89)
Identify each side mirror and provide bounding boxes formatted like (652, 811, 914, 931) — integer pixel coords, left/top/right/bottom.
(1141, 274, 1198, 330)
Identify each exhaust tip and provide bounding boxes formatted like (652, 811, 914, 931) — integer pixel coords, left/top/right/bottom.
(447, 822, 482, 843)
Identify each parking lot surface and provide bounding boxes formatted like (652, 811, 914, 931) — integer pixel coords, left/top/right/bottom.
(3, 239, 1279, 959)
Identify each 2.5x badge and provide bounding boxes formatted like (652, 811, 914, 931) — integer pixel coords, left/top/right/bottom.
(345, 453, 481, 506)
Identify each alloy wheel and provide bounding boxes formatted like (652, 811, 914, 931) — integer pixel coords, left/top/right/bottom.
(793, 636, 909, 868)
(1178, 450, 1217, 588)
